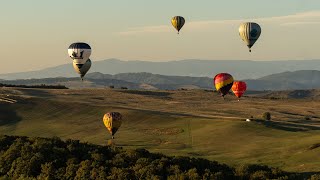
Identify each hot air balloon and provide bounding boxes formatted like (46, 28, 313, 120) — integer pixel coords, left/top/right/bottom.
(103, 112, 122, 139)
(214, 73, 234, 99)
(73, 59, 92, 81)
(68, 42, 92, 81)
(68, 42, 91, 64)
(239, 22, 261, 52)
(232, 81, 247, 101)
(171, 16, 185, 34)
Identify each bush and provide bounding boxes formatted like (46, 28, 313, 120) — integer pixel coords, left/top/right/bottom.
(109, 86, 114, 89)
(250, 170, 269, 179)
(0, 83, 68, 89)
(308, 143, 320, 150)
(310, 174, 320, 180)
(304, 116, 311, 121)
(262, 112, 271, 121)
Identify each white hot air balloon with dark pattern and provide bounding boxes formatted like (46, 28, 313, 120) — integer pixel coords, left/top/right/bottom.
(239, 22, 261, 52)
(68, 42, 92, 64)
(68, 42, 92, 81)
(72, 59, 92, 81)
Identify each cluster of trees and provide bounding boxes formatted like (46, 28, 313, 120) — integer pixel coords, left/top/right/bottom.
(107, 85, 128, 90)
(0, 83, 68, 89)
(0, 135, 315, 179)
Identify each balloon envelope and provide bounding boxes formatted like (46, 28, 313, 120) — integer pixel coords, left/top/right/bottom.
(171, 16, 185, 33)
(239, 22, 261, 52)
(72, 59, 91, 80)
(214, 73, 234, 96)
(103, 112, 123, 138)
(68, 42, 92, 64)
(232, 81, 247, 98)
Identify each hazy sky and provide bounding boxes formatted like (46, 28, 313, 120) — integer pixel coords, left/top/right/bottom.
(1, 1, 320, 73)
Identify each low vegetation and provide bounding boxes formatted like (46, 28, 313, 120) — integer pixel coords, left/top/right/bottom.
(5, 70, 320, 91)
(262, 112, 271, 121)
(310, 174, 320, 180)
(0, 83, 68, 89)
(308, 143, 320, 151)
(0, 135, 308, 179)
(305, 116, 312, 121)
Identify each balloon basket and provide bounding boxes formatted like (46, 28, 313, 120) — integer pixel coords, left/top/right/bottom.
(107, 139, 115, 146)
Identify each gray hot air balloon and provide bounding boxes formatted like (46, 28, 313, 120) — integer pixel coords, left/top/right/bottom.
(239, 22, 261, 52)
(73, 59, 92, 81)
(68, 42, 92, 64)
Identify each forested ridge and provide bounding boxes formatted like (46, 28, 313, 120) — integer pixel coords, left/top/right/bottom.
(0, 135, 317, 179)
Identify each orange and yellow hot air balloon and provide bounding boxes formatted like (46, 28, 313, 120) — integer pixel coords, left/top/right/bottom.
(214, 73, 234, 98)
(232, 81, 247, 101)
(103, 112, 122, 139)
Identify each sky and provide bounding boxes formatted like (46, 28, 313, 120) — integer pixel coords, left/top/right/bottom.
(1, 0, 320, 73)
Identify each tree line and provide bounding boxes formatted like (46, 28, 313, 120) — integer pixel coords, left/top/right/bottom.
(0, 135, 317, 179)
(0, 83, 68, 89)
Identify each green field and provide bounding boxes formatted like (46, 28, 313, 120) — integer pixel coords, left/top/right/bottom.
(1, 87, 320, 173)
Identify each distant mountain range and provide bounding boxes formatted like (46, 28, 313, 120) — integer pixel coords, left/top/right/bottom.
(1, 70, 320, 91)
(246, 70, 320, 90)
(1, 59, 320, 80)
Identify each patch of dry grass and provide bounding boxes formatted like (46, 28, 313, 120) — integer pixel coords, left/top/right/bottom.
(1, 88, 320, 172)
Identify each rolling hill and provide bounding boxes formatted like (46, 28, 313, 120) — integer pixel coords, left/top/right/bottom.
(1, 59, 320, 80)
(246, 70, 320, 90)
(2, 70, 320, 91)
(1, 88, 320, 173)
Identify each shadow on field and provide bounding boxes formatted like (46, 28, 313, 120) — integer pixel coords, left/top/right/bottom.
(256, 120, 320, 132)
(0, 104, 21, 126)
(118, 90, 173, 99)
(287, 119, 320, 125)
(19, 88, 56, 98)
(277, 111, 320, 120)
(119, 106, 211, 120)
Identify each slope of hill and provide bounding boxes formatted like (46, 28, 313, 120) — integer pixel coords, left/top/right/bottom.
(0, 72, 212, 90)
(1, 88, 320, 173)
(2, 59, 320, 80)
(246, 70, 320, 90)
(253, 89, 320, 99)
(2, 70, 320, 91)
(0, 76, 142, 89)
(87, 72, 212, 89)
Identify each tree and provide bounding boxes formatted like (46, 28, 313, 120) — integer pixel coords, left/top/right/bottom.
(262, 112, 271, 121)
(305, 116, 311, 121)
(310, 174, 320, 180)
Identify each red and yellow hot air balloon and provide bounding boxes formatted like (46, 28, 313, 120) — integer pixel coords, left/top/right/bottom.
(214, 73, 234, 98)
(232, 81, 247, 101)
(103, 112, 123, 139)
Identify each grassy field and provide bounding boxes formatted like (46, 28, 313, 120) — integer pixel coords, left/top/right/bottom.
(1, 87, 320, 173)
